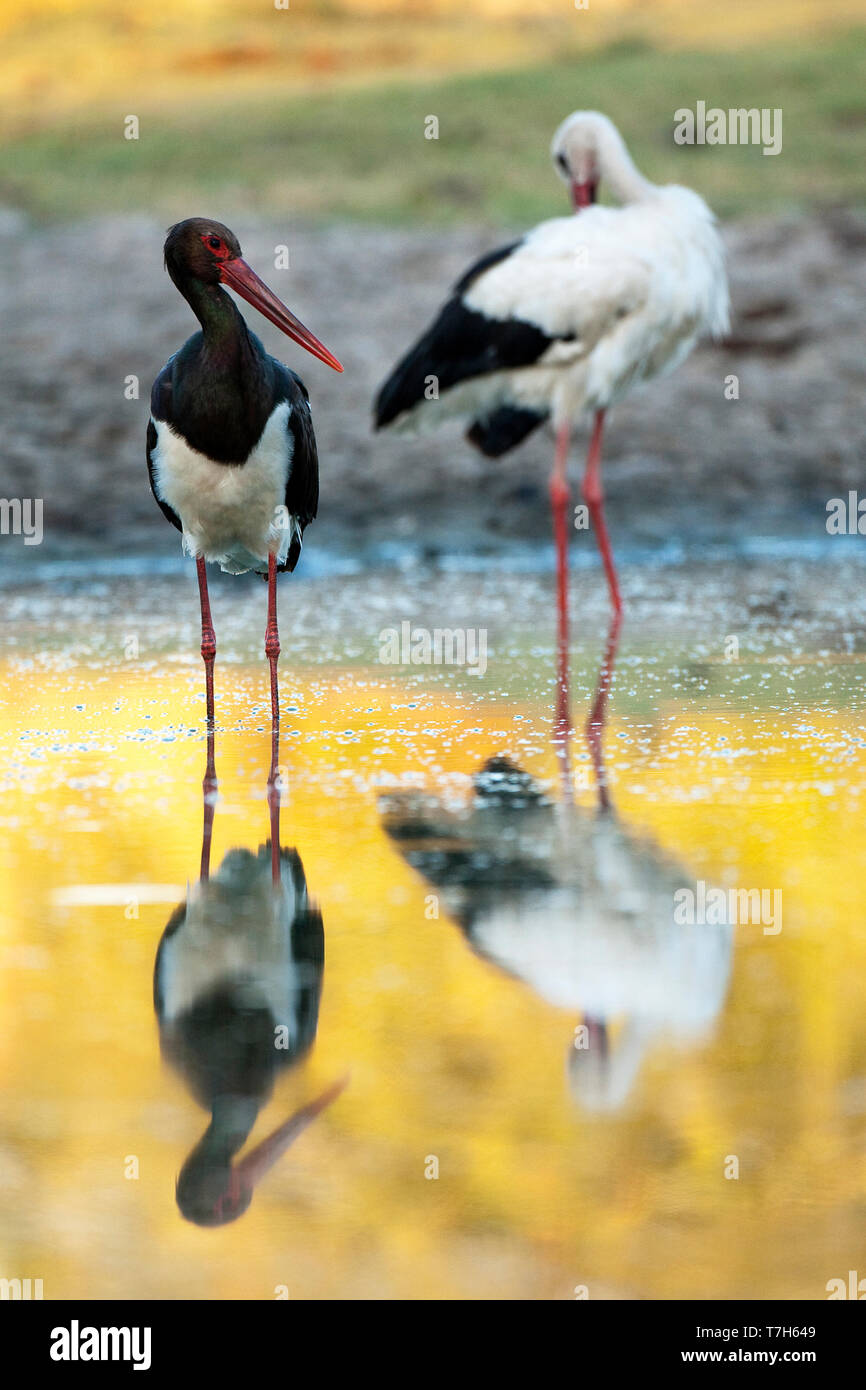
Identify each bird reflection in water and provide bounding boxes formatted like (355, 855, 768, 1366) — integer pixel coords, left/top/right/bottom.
(381, 613, 733, 1111)
(154, 727, 346, 1224)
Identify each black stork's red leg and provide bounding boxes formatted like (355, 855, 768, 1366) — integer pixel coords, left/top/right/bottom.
(265, 553, 281, 728)
(267, 709, 282, 886)
(581, 409, 622, 617)
(264, 558, 283, 885)
(268, 780, 281, 886)
(550, 422, 572, 745)
(196, 555, 217, 743)
(200, 759, 217, 882)
(196, 547, 217, 877)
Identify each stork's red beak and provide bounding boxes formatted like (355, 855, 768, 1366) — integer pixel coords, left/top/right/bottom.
(233, 1075, 349, 1196)
(219, 257, 343, 373)
(571, 180, 598, 212)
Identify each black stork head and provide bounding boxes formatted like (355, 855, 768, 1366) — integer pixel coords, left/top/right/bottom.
(163, 217, 343, 372)
(176, 1077, 348, 1227)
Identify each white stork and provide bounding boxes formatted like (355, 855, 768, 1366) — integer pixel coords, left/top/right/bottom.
(380, 754, 733, 1113)
(374, 111, 730, 667)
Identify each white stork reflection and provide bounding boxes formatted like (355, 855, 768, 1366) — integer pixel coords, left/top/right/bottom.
(381, 617, 733, 1111)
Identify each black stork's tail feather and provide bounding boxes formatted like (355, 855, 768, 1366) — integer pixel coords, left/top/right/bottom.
(258, 529, 303, 580)
(273, 525, 304, 577)
(264, 364, 318, 579)
(466, 406, 548, 458)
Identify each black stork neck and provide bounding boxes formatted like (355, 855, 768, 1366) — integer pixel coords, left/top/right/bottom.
(163, 223, 245, 345)
(168, 270, 275, 465)
(176, 1093, 259, 1226)
(175, 273, 247, 357)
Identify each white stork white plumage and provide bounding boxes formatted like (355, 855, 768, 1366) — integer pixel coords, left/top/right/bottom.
(375, 111, 730, 694)
(380, 755, 733, 1113)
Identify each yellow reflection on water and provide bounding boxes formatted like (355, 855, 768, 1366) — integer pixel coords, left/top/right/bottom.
(1, 656, 865, 1300)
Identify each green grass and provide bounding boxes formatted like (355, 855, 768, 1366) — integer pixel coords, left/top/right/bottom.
(2, 30, 865, 225)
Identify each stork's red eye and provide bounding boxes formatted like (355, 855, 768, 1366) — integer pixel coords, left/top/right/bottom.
(201, 232, 230, 260)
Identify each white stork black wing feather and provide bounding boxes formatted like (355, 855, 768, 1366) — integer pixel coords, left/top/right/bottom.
(372, 209, 710, 458)
(374, 239, 561, 454)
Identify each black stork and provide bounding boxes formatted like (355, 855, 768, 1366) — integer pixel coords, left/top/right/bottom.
(373, 112, 728, 732)
(154, 729, 346, 1226)
(147, 218, 343, 748)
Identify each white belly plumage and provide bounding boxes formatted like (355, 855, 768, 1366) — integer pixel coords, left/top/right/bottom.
(150, 401, 298, 574)
(157, 848, 305, 1041)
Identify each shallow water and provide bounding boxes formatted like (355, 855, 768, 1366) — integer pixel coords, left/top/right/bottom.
(1, 560, 865, 1300)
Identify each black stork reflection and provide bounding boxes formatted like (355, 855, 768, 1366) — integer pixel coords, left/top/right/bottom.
(380, 614, 733, 1111)
(154, 738, 345, 1225)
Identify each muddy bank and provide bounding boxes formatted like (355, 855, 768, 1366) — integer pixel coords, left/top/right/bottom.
(2, 207, 865, 573)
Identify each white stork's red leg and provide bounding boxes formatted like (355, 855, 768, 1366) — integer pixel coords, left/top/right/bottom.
(581, 409, 622, 616)
(265, 553, 281, 727)
(549, 421, 572, 745)
(585, 608, 622, 812)
(196, 556, 217, 742)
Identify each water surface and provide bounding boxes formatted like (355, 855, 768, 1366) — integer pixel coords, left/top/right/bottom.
(1, 560, 864, 1299)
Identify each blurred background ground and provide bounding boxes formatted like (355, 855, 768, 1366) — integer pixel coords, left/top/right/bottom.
(2, 208, 866, 576)
(0, 0, 864, 573)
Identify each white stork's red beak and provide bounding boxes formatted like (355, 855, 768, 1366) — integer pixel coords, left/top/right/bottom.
(571, 180, 598, 212)
(219, 257, 344, 373)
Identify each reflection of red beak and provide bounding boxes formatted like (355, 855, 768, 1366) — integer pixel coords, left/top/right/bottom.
(234, 1074, 349, 1197)
(585, 1017, 608, 1058)
(219, 257, 343, 373)
(570, 180, 598, 212)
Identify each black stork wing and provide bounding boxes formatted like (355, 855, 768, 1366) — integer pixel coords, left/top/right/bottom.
(274, 364, 319, 575)
(373, 239, 554, 432)
(146, 360, 183, 533)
